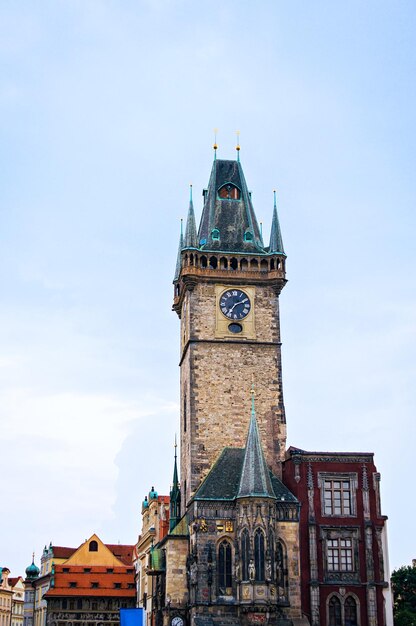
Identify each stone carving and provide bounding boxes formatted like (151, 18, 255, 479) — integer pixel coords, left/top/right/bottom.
(249, 559, 255, 581)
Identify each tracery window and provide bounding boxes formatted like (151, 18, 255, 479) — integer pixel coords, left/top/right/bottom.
(241, 529, 250, 581)
(218, 539, 232, 595)
(328, 594, 358, 626)
(329, 596, 342, 626)
(344, 596, 358, 626)
(254, 528, 265, 582)
(276, 541, 288, 600)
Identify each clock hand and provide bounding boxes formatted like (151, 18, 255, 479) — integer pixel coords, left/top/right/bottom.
(229, 298, 247, 312)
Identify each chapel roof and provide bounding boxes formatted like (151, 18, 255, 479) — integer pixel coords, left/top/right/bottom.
(192, 447, 297, 503)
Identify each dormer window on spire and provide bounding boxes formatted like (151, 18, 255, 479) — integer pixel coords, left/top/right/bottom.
(211, 228, 220, 241)
(218, 183, 241, 200)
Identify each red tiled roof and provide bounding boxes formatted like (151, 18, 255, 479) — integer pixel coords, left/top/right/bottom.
(9, 577, 23, 587)
(105, 544, 134, 565)
(44, 565, 135, 598)
(158, 495, 170, 504)
(52, 547, 76, 559)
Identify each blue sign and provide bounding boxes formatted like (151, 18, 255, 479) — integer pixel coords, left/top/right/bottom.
(120, 608, 144, 626)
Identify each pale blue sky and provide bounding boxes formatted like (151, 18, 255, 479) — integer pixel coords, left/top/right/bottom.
(0, 1, 415, 575)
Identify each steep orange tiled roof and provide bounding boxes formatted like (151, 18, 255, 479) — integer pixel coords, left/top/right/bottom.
(44, 564, 135, 598)
(52, 547, 76, 559)
(105, 544, 134, 565)
(9, 577, 23, 587)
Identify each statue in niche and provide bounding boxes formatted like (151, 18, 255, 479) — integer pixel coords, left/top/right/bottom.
(248, 559, 255, 581)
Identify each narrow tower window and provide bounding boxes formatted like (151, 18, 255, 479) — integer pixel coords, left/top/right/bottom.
(254, 528, 265, 582)
(241, 529, 250, 581)
(218, 540, 232, 595)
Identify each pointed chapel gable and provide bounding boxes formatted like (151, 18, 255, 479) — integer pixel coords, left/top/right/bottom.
(64, 534, 127, 567)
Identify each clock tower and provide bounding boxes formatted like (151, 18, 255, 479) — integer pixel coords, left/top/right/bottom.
(173, 156, 287, 507)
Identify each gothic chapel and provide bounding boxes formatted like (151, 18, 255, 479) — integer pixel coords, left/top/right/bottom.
(134, 152, 393, 626)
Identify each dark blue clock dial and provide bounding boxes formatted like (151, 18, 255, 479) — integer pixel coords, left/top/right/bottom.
(220, 289, 251, 320)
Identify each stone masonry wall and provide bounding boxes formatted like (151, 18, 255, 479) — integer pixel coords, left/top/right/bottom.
(180, 282, 287, 504)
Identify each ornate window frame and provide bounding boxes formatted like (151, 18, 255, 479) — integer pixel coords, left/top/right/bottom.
(317, 472, 358, 518)
(321, 527, 360, 583)
(217, 538, 233, 596)
(326, 591, 360, 626)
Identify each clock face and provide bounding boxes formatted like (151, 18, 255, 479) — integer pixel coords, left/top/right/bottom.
(220, 289, 251, 320)
(171, 618, 184, 626)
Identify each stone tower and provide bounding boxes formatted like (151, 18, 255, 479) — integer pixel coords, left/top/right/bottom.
(173, 157, 287, 508)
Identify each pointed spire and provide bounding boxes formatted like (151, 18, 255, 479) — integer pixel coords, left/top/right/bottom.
(169, 435, 181, 532)
(198, 158, 265, 253)
(172, 434, 179, 489)
(184, 185, 198, 248)
(173, 219, 184, 282)
(269, 190, 285, 254)
(237, 386, 276, 499)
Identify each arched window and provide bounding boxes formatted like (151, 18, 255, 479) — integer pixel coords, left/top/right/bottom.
(276, 541, 288, 599)
(344, 596, 358, 626)
(268, 530, 275, 581)
(329, 596, 342, 626)
(209, 256, 218, 269)
(89, 540, 98, 552)
(218, 184, 241, 200)
(211, 228, 220, 241)
(254, 529, 265, 582)
(241, 529, 250, 581)
(218, 540, 232, 595)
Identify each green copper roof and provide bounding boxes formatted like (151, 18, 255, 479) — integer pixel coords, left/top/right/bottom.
(169, 438, 181, 532)
(173, 221, 184, 282)
(169, 514, 189, 536)
(197, 159, 265, 253)
(237, 394, 276, 499)
(269, 190, 285, 254)
(183, 185, 198, 248)
(150, 547, 165, 571)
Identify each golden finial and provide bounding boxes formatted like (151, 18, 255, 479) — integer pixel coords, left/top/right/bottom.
(236, 130, 240, 151)
(213, 128, 218, 152)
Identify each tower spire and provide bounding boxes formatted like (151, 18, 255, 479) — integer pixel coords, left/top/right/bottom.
(169, 435, 181, 531)
(173, 219, 184, 282)
(269, 189, 285, 254)
(237, 388, 276, 499)
(184, 184, 198, 248)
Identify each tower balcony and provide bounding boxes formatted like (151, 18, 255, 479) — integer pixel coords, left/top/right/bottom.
(172, 251, 287, 315)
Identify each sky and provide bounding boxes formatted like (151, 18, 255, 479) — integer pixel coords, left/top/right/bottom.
(0, 0, 415, 576)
